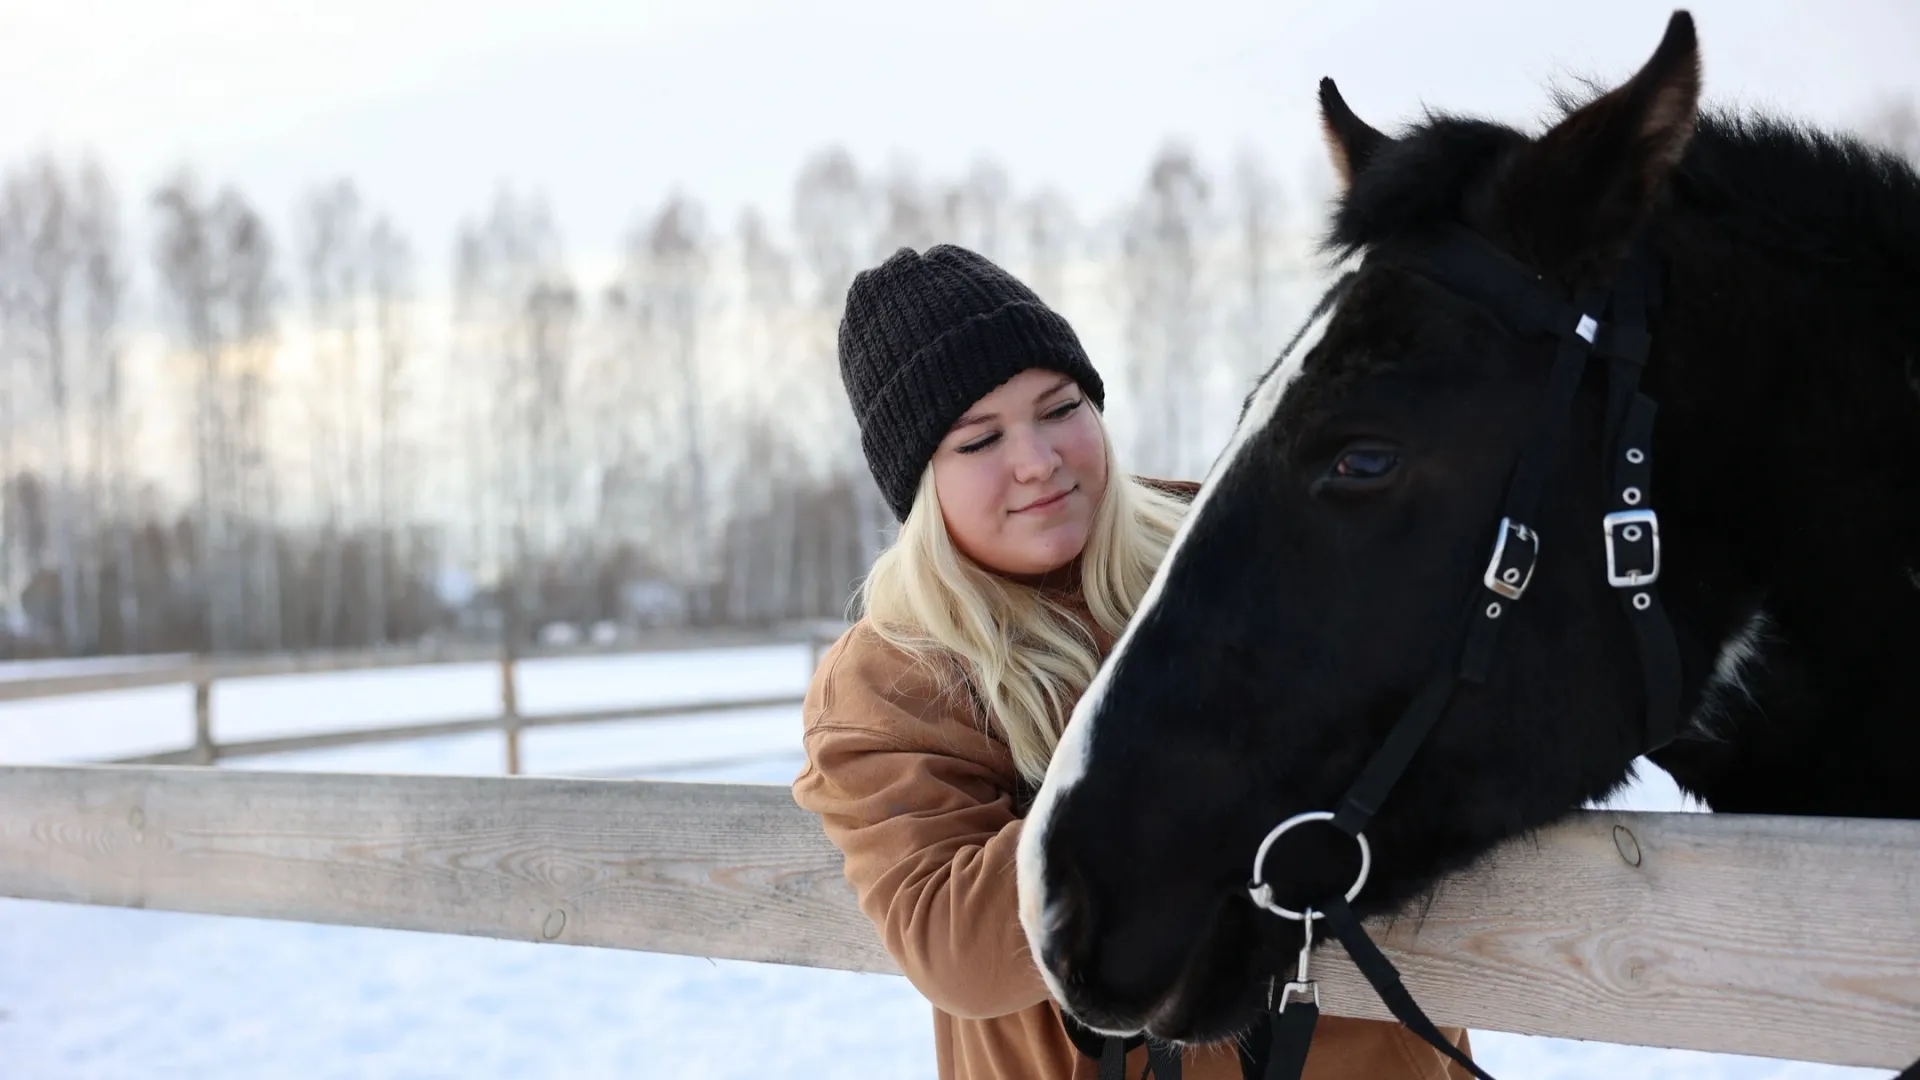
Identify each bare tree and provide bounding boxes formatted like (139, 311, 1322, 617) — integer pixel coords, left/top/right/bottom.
(296, 179, 363, 646)
(0, 195, 16, 628)
(791, 147, 881, 600)
(218, 186, 281, 653)
(703, 209, 810, 623)
(610, 194, 711, 619)
(451, 226, 497, 594)
(1, 157, 85, 651)
(1018, 186, 1077, 309)
(150, 175, 219, 650)
(1227, 149, 1291, 393)
(151, 169, 279, 653)
(872, 166, 941, 259)
(1119, 144, 1214, 478)
(73, 159, 135, 651)
(366, 215, 413, 646)
(947, 159, 1012, 262)
(452, 185, 573, 636)
(524, 275, 578, 572)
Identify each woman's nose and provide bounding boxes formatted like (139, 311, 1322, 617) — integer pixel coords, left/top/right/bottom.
(1007, 427, 1061, 482)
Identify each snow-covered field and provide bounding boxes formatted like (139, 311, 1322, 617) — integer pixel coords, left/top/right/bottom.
(0, 647, 1895, 1079)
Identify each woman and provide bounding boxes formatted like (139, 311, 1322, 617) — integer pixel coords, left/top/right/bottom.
(792, 244, 1472, 1080)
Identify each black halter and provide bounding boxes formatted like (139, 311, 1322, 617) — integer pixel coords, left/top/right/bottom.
(1236, 223, 1683, 1080)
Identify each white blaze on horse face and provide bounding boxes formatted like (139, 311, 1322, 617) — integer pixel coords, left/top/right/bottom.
(1014, 288, 1344, 1011)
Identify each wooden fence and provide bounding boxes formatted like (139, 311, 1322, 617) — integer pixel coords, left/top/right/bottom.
(1, 764, 1916, 1069)
(0, 623, 847, 772)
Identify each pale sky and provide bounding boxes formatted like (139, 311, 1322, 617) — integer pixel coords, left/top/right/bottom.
(5, 0, 1916, 286)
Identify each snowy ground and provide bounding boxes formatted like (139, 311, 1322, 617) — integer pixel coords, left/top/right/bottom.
(0, 646, 1896, 1079)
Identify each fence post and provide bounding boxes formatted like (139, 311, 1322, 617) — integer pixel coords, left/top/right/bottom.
(191, 673, 215, 765)
(501, 647, 521, 776)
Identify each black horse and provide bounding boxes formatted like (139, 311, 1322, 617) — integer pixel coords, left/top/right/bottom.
(1014, 9, 1920, 1049)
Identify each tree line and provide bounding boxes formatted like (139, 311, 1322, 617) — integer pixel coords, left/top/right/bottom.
(1, 94, 1912, 659)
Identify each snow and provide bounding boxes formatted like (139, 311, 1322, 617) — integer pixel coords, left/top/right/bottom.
(0, 648, 1896, 1079)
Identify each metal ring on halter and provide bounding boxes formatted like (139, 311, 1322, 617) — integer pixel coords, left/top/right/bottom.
(1246, 810, 1372, 921)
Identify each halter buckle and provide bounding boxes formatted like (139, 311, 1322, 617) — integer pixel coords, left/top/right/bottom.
(1483, 517, 1539, 601)
(1603, 509, 1661, 587)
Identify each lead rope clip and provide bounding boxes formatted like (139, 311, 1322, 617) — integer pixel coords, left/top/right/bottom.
(1276, 910, 1319, 1013)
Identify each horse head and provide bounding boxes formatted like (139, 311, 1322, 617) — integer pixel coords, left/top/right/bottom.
(1015, 11, 1728, 1043)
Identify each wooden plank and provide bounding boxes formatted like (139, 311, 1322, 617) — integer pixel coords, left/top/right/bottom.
(0, 765, 1914, 1067)
(101, 694, 807, 765)
(0, 765, 890, 977)
(1333, 811, 1920, 1068)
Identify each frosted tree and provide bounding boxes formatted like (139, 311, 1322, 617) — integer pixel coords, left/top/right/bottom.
(1120, 144, 1214, 478)
(366, 215, 414, 645)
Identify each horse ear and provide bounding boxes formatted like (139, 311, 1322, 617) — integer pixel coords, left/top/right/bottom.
(1502, 12, 1701, 266)
(1320, 78, 1391, 191)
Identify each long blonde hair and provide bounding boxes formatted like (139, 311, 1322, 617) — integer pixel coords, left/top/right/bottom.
(855, 415, 1190, 786)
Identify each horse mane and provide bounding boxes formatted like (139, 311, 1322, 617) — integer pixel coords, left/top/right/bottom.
(1320, 92, 1920, 283)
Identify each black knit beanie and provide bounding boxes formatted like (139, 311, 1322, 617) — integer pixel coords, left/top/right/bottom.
(838, 244, 1106, 521)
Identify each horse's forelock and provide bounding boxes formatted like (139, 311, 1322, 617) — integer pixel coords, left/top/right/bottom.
(1324, 117, 1529, 258)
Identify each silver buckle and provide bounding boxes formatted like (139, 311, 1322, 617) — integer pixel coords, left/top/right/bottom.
(1482, 518, 1539, 600)
(1603, 509, 1660, 587)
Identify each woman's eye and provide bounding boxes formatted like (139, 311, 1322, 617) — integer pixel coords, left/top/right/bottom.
(956, 433, 1000, 454)
(1044, 399, 1082, 421)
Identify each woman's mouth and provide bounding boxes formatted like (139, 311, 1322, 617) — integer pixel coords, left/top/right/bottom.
(1014, 487, 1075, 514)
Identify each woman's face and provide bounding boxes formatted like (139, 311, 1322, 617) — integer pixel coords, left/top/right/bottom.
(930, 368, 1109, 578)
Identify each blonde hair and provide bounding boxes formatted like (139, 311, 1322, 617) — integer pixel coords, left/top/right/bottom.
(855, 415, 1190, 787)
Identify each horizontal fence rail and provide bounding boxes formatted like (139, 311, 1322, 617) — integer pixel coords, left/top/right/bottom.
(107, 695, 815, 766)
(0, 623, 850, 771)
(1, 765, 1915, 1068)
(0, 623, 846, 704)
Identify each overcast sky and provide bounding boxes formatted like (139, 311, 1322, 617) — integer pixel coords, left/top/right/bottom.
(5, 0, 1916, 290)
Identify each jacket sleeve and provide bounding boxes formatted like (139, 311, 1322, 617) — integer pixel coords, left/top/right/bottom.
(791, 630, 1052, 1020)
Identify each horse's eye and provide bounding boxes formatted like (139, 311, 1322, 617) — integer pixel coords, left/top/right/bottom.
(1319, 443, 1402, 490)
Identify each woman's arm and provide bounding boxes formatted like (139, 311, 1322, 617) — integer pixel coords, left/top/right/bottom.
(792, 629, 1051, 1020)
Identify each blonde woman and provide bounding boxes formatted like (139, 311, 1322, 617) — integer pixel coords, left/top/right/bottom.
(792, 244, 1471, 1080)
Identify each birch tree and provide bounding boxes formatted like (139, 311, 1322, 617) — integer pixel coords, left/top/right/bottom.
(366, 215, 413, 646)
(791, 147, 879, 598)
(1, 157, 85, 651)
(73, 160, 134, 651)
(151, 170, 278, 652)
(296, 179, 363, 646)
(610, 194, 710, 619)
(1120, 144, 1213, 478)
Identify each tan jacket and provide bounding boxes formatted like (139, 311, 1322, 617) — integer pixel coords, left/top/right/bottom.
(791, 482, 1474, 1080)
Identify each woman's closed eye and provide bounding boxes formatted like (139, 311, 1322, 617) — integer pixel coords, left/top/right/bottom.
(955, 399, 1083, 454)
